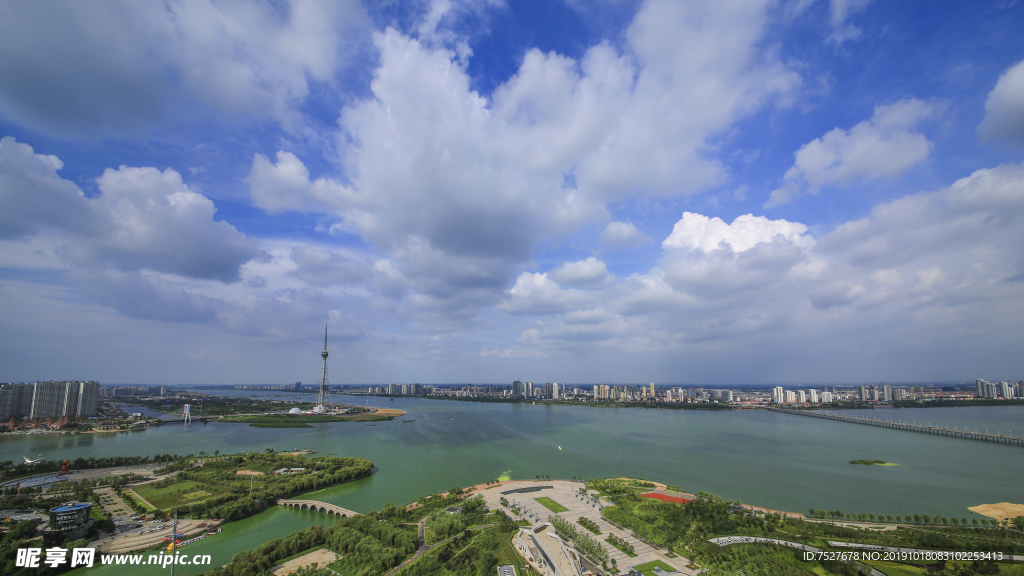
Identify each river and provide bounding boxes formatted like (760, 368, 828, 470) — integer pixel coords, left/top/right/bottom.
(2, 396, 1019, 575)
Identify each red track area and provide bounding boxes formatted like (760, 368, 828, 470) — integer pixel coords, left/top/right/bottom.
(641, 492, 690, 504)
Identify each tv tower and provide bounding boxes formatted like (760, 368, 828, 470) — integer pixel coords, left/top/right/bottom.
(314, 324, 331, 413)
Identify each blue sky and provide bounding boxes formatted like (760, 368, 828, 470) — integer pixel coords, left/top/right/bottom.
(1, 0, 1023, 385)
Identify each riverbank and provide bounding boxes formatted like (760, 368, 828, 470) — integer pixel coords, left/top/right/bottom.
(7, 399, 1022, 531)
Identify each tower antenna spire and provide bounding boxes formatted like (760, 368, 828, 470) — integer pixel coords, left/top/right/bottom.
(315, 323, 330, 413)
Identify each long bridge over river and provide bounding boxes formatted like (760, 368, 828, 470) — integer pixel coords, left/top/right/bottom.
(278, 499, 361, 517)
(768, 408, 1024, 447)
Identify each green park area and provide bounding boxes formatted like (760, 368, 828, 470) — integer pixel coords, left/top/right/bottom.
(535, 496, 569, 513)
(204, 478, 1024, 576)
(422, 495, 510, 544)
(140, 452, 373, 521)
(134, 479, 232, 509)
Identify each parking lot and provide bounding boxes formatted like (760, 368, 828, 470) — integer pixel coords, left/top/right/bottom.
(94, 518, 215, 554)
(95, 487, 135, 520)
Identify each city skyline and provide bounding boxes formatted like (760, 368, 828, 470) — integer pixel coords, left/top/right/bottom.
(1, 1, 1023, 385)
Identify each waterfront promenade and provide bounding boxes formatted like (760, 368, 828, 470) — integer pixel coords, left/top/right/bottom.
(768, 408, 1024, 446)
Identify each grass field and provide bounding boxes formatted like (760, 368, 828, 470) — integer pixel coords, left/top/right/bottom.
(632, 560, 677, 576)
(535, 497, 569, 513)
(135, 480, 231, 509)
(124, 490, 155, 512)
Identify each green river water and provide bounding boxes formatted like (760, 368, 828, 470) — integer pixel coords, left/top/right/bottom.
(1, 397, 1020, 575)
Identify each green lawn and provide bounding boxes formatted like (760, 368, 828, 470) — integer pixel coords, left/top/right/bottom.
(123, 490, 155, 512)
(535, 497, 569, 513)
(135, 480, 231, 509)
(631, 560, 678, 576)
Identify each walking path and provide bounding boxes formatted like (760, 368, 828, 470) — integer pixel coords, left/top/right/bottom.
(384, 522, 499, 576)
(710, 536, 883, 576)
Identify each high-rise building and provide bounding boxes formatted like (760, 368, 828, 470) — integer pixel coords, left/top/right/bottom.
(797, 390, 807, 403)
(30, 381, 67, 419)
(772, 386, 784, 404)
(0, 383, 34, 420)
(808, 389, 819, 403)
(76, 381, 99, 417)
(61, 382, 80, 418)
(721, 390, 733, 402)
(976, 380, 998, 399)
(784, 390, 797, 403)
(999, 382, 1010, 398)
(649, 383, 655, 398)
(544, 382, 553, 399)
(859, 385, 868, 401)
(512, 380, 524, 398)
(821, 391, 834, 403)
(551, 382, 559, 400)
(883, 384, 893, 402)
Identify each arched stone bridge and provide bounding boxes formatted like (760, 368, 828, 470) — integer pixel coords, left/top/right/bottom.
(279, 499, 360, 517)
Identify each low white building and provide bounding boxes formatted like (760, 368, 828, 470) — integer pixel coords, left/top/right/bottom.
(274, 468, 306, 475)
(515, 523, 585, 576)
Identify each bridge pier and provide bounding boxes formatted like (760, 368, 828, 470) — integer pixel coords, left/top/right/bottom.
(767, 408, 1021, 448)
(278, 499, 360, 518)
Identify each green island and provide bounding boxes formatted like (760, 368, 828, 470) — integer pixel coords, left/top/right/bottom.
(850, 459, 900, 466)
(124, 396, 319, 416)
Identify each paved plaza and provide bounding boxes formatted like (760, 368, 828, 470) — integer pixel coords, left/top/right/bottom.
(476, 480, 698, 576)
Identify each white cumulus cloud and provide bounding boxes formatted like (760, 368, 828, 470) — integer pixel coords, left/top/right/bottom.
(978, 59, 1024, 148)
(548, 257, 612, 289)
(662, 212, 814, 253)
(767, 98, 939, 207)
(0, 137, 256, 282)
(599, 221, 649, 247)
(0, 0, 371, 136)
